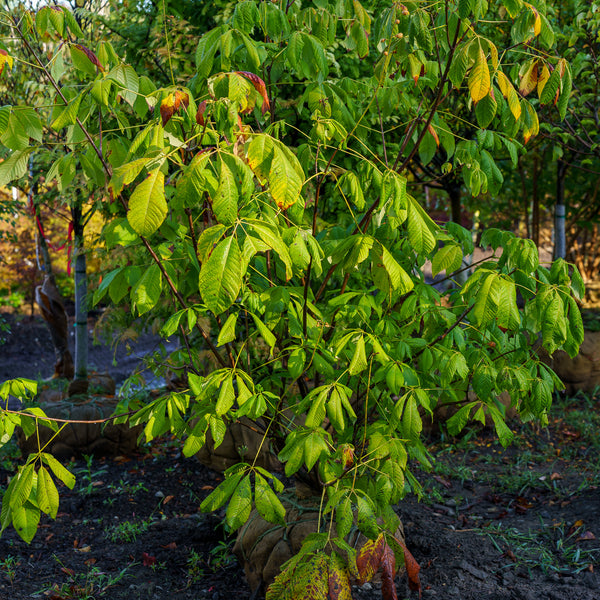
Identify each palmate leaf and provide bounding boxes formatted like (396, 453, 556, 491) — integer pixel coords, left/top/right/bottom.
(131, 263, 162, 315)
(198, 236, 242, 314)
(431, 243, 463, 277)
(127, 169, 167, 236)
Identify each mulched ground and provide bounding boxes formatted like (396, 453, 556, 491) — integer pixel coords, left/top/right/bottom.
(1, 312, 599, 599)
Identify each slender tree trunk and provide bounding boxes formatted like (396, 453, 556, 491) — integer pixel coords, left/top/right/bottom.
(532, 155, 539, 248)
(554, 160, 567, 260)
(72, 202, 88, 385)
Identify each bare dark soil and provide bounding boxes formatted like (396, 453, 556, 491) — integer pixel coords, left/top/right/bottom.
(1, 312, 599, 600)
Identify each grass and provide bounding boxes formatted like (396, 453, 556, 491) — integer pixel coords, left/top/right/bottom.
(483, 520, 600, 576)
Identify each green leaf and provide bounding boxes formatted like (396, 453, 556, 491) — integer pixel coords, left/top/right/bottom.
(349, 335, 367, 376)
(247, 220, 293, 280)
(226, 474, 252, 531)
(0, 149, 32, 187)
(336, 497, 353, 538)
(216, 376, 235, 416)
(469, 46, 490, 103)
(214, 156, 238, 225)
(199, 236, 242, 314)
(407, 196, 436, 255)
(432, 244, 463, 277)
(255, 474, 285, 525)
(488, 406, 514, 447)
(200, 470, 245, 512)
(131, 264, 162, 316)
(12, 502, 40, 544)
(41, 453, 75, 489)
(127, 169, 167, 236)
(217, 313, 237, 346)
(251, 314, 277, 356)
(36, 466, 59, 520)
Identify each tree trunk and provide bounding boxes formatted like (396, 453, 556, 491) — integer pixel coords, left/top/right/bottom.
(532, 155, 540, 248)
(554, 160, 567, 260)
(70, 202, 88, 393)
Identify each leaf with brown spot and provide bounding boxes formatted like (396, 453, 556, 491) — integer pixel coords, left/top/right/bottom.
(328, 552, 352, 600)
(72, 44, 103, 71)
(381, 541, 398, 600)
(236, 71, 270, 115)
(356, 533, 385, 584)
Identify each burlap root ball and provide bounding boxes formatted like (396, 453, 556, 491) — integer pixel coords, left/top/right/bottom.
(233, 490, 405, 593)
(194, 416, 281, 473)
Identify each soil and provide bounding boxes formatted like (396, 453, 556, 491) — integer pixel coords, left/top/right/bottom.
(1, 312, 599, 600)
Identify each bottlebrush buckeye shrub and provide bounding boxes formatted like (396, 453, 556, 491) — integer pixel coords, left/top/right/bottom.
(0, 1, 583, 597)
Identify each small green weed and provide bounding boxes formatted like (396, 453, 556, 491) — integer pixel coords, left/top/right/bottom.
(76, 455, 108, 496)
(36, 556, 133, 599)
(105, 518, 151, 543)
(0, 555, 19, 584)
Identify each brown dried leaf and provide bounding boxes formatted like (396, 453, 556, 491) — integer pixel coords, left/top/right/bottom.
(396, 539, 421, 598)
(381, 542, 398, 600)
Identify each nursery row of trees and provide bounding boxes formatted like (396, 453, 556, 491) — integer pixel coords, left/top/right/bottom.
(0, 0, 598, 596)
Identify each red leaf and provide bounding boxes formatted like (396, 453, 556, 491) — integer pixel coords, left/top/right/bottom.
(381, 542, 398, 600)
(142, 552, 157, 567)
(196, 100, 207, 126)
(236, 71, 270, 115)
(396, 539, 421, 598)
(357, 533, 385, 584)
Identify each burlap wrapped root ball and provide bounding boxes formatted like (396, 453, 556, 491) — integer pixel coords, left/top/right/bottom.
(17, 393, 142, 459)
(194, 416, 281, 473)
(233, 490, 405, 593)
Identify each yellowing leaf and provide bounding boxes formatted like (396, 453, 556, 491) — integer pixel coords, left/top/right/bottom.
(469, 47, 490, 104)
(532, 7, 541, 36)
(496, 72, 522, 120)
(328, 553, 352, 600)
(269, 144, 304, 210)
(537, 64, 550, 98)
(519, 60, 539, 97)
(0, 49, 14, 76)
